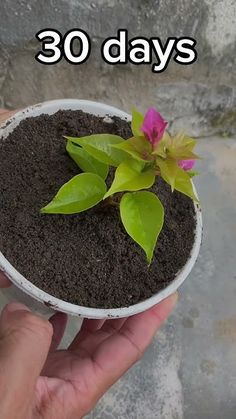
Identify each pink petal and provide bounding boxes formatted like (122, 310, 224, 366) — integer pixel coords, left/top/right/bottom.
(141, 107, 168, 146)
(179, 159, 195, 171)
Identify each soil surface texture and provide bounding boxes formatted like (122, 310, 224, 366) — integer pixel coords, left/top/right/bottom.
(0, 110, 196, 308)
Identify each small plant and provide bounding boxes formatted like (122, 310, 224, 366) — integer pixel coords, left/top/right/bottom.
(41, 107, 200, 264)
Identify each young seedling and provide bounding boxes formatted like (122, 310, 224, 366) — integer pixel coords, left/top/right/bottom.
(41, 107, 200, 264)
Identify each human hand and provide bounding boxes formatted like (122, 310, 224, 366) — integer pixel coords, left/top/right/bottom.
(0, 284, 177, 419)
(0, 271, 12, 287)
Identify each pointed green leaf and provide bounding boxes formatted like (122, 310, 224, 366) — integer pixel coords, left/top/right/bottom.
(104, 159, 155, 199)
(112, 136, 152, 162)
(66, 140, 109, 179)
(168, 148, 200, 160)
(177, 134, 196, 150)
(157, 157, 199, 201)
(172, 132, 196, 149)
(152, 132, 172, 158)
(131, 109, 144, 137)
(156, 158, 180, 191)
(152, 131, 171, 159)
(65, 134, 126, 166)
(174, 170, 199, 202)
(41, 173, 107, 214)
(120, 191, 164, 263)
(166, 133, 199, 160)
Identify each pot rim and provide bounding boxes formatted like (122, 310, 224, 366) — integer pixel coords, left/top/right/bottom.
(0, 99, 203, 318)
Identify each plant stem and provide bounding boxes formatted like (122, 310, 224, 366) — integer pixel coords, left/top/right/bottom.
(100, 197, 119, 208)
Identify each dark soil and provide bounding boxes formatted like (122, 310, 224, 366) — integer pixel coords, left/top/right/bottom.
(0, 110, 196, 308)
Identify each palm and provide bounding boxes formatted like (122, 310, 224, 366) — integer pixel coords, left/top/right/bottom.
(0, 271, 176, 419)
(34, 317, 136, 418)
(35, 350, 97, 419)
(33, 301, 174, 419)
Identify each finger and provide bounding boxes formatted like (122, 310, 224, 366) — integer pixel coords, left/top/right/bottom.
(100, 318, 127, 334)
(69, 318, 126, 354)
(0, 302, 53, 417)
(49, 312, 68, 352)
(92, 294, 178, 392)
(68, 318, 105, 351)
(82, 318, 106, 332)
(0, 271, 11, 288)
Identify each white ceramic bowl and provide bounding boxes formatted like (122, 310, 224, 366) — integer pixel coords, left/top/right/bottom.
(0, 99, 202, 318)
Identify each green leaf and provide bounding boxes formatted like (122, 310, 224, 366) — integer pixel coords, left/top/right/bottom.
(167, 133, 200, 160)
(41, 173, 107, 214)
(157, 157, 199, 201)
(120, 191, 164, 264)
(174, 170, 199, 202)
(152, 132, 172, 158)
(131, 109, 144, 137)
(156, 158, 180, 191)
(66, 140, 109, 180)
(168, 148, 200, 160)
(65, 134, 126, 167)
(112, 136, 152, 162)
(174, 133, 196, 150)
(104, 159, 155, 199)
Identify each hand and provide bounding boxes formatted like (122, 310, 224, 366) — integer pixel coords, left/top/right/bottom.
(0, 271, 12, 288)
(0, 270, 177, 419)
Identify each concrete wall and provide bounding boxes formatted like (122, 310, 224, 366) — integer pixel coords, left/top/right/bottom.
(0, 0, 235, 136)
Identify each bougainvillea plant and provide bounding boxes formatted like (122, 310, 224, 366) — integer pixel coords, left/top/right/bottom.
(41, 107, 200, 264)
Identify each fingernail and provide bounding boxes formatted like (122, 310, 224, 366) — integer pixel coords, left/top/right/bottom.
(6, 302, 30, 313)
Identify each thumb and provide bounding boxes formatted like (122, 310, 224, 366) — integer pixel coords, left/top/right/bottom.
(0, 302, 53, 413)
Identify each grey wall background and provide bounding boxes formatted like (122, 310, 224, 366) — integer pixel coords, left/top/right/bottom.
(0, 0, 235, 136)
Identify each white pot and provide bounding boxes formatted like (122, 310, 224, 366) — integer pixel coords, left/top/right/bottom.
(0, 99, 202, 318)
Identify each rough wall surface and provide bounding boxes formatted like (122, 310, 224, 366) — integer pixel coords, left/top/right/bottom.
(0, 0, 235, 136)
